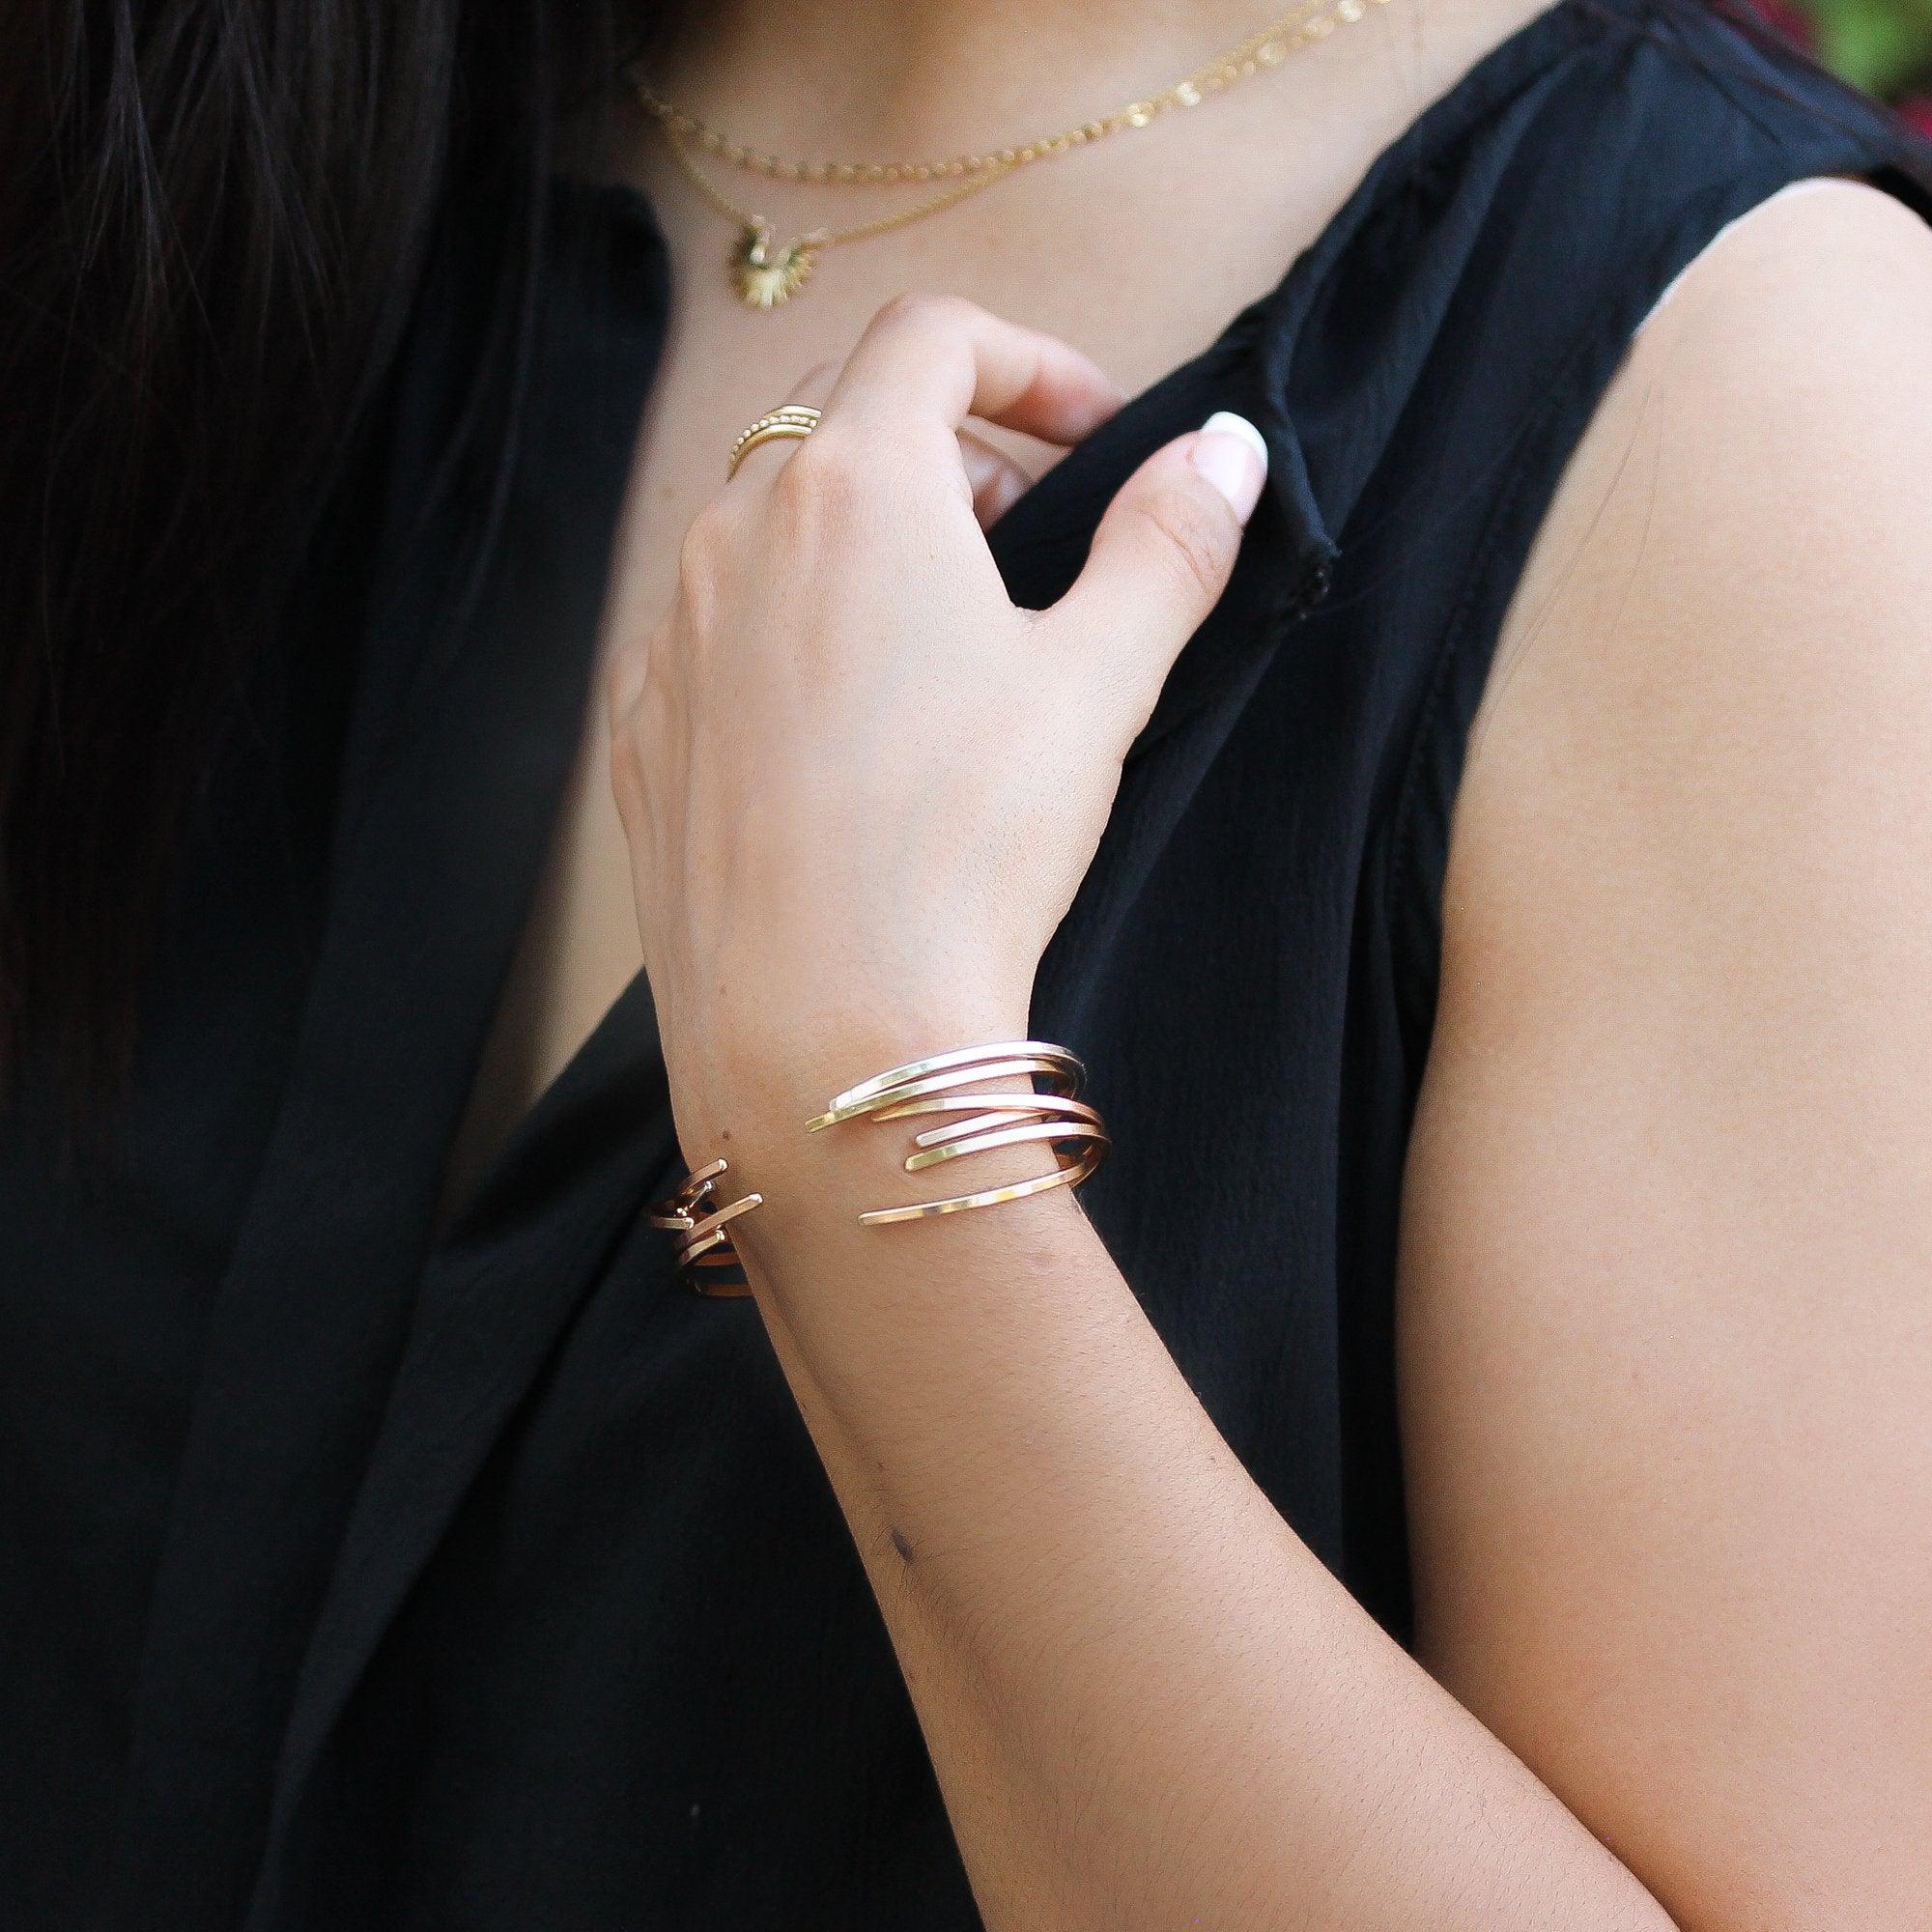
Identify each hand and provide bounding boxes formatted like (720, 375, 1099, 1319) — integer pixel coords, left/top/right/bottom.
(606, 295, 1268, 1172)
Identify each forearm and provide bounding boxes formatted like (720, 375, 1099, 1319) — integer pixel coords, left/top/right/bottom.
(724, 1060, 1671, 1932)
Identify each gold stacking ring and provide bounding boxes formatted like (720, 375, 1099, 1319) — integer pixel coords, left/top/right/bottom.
(646, 1158, 763, 1295)
(727, 404, 822, 477)
(807, 1039, 1108, 1225)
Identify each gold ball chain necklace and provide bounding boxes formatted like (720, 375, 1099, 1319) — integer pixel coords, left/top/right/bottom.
(627, 0, 1392, 310)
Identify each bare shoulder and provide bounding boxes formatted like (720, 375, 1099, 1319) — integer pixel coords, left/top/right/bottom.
(1399, 181, 1932, 1928)
(1435, 177, 1932, 1076)
(1507, 178, 1929, 659)
(1457, 177, 1932, 969)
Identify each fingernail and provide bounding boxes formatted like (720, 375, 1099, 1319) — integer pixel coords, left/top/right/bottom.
(1190, 411, 1268, 523)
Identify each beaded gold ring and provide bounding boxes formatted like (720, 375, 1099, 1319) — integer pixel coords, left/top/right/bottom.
(726, 404, 822, 478)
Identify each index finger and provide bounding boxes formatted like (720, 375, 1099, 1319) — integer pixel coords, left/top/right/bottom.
(825, 293, 1125, 446)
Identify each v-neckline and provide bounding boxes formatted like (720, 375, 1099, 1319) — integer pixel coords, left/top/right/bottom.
(433, 0, 1591, 1242)
(428, 328, 1264, 1245)
(167, 8, 1636, 1908)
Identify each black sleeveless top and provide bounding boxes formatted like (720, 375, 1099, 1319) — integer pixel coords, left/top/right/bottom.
(4, 6, 1923, 1927)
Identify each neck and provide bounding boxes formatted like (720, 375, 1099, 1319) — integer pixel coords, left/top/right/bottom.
(650, 0, 1334, 158)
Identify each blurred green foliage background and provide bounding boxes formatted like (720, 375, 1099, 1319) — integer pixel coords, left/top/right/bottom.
(1784, 0, 1932, 103)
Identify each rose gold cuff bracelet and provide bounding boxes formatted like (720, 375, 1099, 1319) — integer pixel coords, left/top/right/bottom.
(648, 1039, 1108, 1293)
(645, 1158, 764, 1296)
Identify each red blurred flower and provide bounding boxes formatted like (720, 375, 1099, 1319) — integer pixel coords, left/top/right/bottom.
(1748, 0, 1816, 49)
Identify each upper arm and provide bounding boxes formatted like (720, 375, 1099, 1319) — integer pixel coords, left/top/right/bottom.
(1398, 180, 1932, 1932)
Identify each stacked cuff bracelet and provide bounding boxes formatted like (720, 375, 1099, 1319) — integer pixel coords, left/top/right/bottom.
(649, 1039, 1108, 1290)
(804, 1039, 1107, 1224)
(646, 1158, 763, 1296)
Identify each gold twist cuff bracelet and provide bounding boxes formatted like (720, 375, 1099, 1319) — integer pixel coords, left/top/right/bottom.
(805, 1038, 1107, 1226)
(646, 1158, 763, 1296)
(650, 1040, 1108, 1291)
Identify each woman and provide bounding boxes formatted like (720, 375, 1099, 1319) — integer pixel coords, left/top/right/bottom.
(4, 0, 1930, 1924)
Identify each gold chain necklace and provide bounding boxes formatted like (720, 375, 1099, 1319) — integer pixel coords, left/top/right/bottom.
(628, 0, 1390, 309)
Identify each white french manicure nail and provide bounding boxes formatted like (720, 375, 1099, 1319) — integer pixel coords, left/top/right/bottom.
(1191, 411, 1268, 522)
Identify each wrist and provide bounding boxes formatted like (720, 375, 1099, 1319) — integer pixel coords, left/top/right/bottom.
(668, 994, 1035, 1178)
(667, 1002, 1068, 1266)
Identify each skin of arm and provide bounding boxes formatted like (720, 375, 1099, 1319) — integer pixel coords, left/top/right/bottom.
(606, 185, 1932, 1931)
(1400, 180, 1932, 1932)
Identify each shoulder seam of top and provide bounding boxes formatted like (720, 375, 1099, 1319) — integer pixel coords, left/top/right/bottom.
(1375, 133, 1920, 1068)
(1378, 355, 1569, 1032)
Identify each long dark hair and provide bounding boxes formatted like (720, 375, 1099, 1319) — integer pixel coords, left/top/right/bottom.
(0, 1, 668, 1114)
(0, 1, 1915, 1117)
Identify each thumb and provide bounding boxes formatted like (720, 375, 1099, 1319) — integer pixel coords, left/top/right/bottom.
(1047, 410, 1267, 703)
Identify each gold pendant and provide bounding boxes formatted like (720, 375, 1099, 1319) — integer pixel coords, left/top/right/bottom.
(734, 224, 817, 309)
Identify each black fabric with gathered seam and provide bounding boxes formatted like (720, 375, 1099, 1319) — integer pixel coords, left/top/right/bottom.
(2, 4, 1922, 1925)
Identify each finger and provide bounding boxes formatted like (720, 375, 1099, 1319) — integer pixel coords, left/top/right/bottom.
(956, 426, 1039, 529)
(723, 359, 841, 486)
(1046, 412, 1268, 721)
(827, 293, 1124, 445)
(724, 344, 1046, 524)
